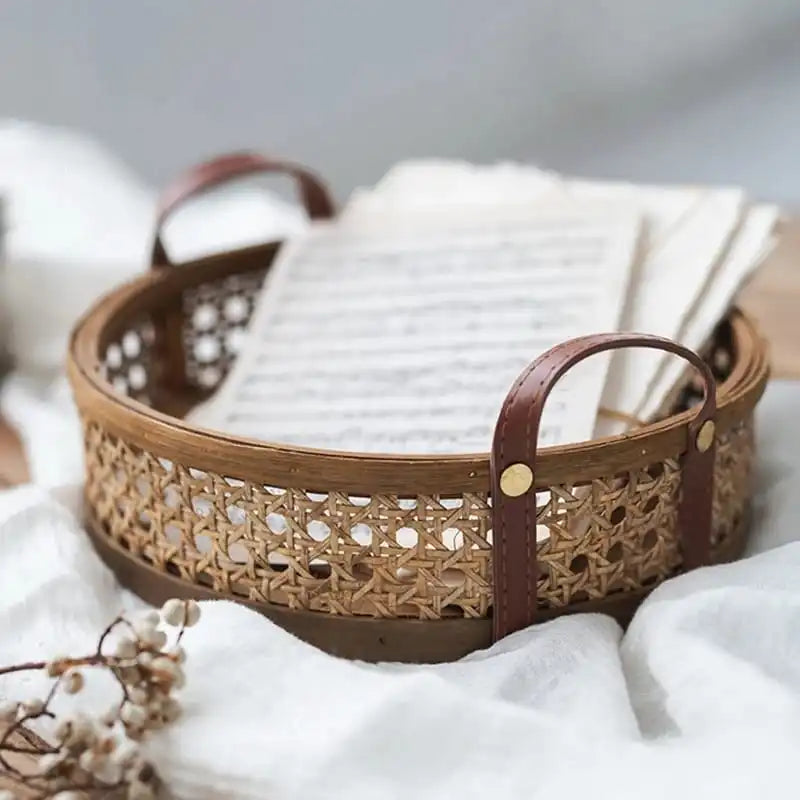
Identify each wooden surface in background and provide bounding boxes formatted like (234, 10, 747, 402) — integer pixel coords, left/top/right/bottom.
(0, 414, 26, 487)
(738, 218, 800, 379)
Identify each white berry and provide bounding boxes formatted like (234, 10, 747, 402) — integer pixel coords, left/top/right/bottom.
(120, 702, 147, 728)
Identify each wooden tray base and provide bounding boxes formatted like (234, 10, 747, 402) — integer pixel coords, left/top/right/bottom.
(85, 507, 750, 663)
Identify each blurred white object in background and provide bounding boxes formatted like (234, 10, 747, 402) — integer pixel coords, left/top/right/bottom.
(0, 120, 307, 380)
(0, 120, 308, 485)
(0, 120, 153, 378)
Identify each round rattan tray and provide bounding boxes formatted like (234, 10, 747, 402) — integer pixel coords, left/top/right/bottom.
(67, 154, 769, 662)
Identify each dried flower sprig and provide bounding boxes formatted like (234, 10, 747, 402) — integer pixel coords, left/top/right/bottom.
(0, 599, 201, 800)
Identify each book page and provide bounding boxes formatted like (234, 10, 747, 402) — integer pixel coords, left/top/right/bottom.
(191, 210, 641, 454)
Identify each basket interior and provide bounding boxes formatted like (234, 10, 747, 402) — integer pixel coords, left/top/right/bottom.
(97, 259, 738, 424)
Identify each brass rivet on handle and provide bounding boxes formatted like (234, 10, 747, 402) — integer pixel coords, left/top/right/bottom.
(500, 463, 533, 497)
(696, 420, 715, 453)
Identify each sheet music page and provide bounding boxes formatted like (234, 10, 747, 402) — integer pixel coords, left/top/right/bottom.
(345, 164, 745, 426)
(191, 210, 641, 454)
(373, 159, 562, 203)
(539, 180, 746, 424)
(637, 203, 779, 422)
(342, 161, 561, 226)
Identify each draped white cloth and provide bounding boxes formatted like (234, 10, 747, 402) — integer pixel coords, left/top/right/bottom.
(0, 382, 798, 799)
(1, 121, 799, 799)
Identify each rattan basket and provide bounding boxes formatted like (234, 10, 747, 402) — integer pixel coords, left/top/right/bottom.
(67, 153, 770, 662)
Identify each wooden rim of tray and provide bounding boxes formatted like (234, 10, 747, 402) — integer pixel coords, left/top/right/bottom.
(68, 243, 770, 495)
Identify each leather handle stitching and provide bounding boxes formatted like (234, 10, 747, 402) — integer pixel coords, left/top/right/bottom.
(492, 334, 718, 641)
(496, 353, 568, 636)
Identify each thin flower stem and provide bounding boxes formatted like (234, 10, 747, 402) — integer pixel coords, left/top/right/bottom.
(0, 661, 47, 678)
(0, 743, 48, 755)
(15, 726, 53, 754)
(95, 615, 125, 658)
(0, 601, 197, 798)
(0, 653, 111, 679)
(109, 665, 132, 710)
(0, 671, 63, 774)
(0, 750, 21, 778)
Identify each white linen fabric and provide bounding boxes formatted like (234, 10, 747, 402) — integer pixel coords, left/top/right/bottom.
(2, 121, 799, 799)
(0, 382, 799, 800)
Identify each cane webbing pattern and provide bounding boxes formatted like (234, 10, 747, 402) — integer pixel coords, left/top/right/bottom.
(84, 267, 755, 622)
(100, 320, 156, 407)
(82, 418, 752, 619)
(181, 270, 267, 392)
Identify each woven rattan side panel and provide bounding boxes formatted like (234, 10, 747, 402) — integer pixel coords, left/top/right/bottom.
(99, 320, 157, 406)
(180, 270, 267, 392)
(82, 418, 753, 619)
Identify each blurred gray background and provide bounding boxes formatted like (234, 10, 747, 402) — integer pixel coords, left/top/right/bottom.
(1, 0, 799, 203)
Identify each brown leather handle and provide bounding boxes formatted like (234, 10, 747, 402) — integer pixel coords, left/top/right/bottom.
(150, 151, 336, 268)
(490, 333, 717, 641)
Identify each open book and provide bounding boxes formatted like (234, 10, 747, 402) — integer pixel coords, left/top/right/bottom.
(190, 161, 778, 454)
